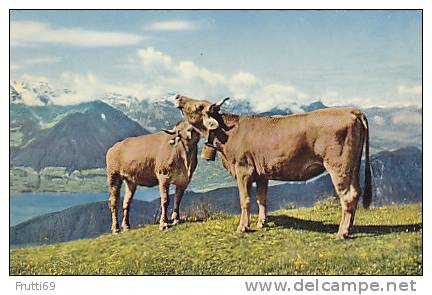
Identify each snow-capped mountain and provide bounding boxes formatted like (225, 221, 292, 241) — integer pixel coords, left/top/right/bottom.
(97, 92, 182, 131)
(9, 80, 422, 152)
(9, 80, 182, 132)
(11, 100, 149, 171)
(9, 80, 73, 106)
(100, 92, 141, 111)
(223, 99, 256, 115)
(9, 79, 321, 115)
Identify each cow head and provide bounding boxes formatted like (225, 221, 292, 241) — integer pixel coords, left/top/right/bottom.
(174, 94, 230, 137)
(162, 120, 200, 147)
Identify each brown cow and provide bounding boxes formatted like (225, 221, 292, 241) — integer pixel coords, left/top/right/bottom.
(174, 95, 372, 239)
(106, 120, 200, 233)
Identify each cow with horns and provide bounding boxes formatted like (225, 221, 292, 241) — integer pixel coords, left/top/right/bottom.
(106, 120, 200, 233)
(174, 94, 372, 239)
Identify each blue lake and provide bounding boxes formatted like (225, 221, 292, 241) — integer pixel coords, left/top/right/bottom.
(10, 182, 298, 226)
(10, 187, 162, 226)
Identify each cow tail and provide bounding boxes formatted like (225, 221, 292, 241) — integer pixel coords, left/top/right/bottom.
(359, 113, 372, 209)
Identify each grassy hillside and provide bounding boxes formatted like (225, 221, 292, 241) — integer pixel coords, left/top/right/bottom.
(10, 202, 422, 275)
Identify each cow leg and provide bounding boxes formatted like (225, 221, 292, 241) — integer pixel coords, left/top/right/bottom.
(108, 172, 122, 234)
(338, 186, 360, 239)
(337, 124, 363, 237)
(171, 186, 185, 225)
(256, 178, 268, 229)
(346, 150, 362, 232)
(236, 170, 253, 233)
(348, 188, 359, 229)
(323, 161, 360, 239)
(158, 179, 170, 231)
(348, 151, 362, 230)
(121, 180, 137, 231)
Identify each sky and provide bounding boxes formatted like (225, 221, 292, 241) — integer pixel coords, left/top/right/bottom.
(10, 10, 422, 110)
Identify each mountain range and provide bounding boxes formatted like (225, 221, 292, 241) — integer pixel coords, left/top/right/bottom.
(10, 80, 422, 153)
(102, 94, 421, 153)
(9, 80, 422, 193)
(11, 101, 149, 171)
(10, 199, 158, 246)
(10, 146, 422, 246)
(10, 80, 72, 106)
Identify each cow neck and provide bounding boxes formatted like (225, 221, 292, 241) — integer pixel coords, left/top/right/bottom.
(176, 136, 199, 177)
(211, 113, 240, 153)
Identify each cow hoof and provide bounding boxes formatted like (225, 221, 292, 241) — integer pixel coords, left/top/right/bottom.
(257, 220, 267, 229)
(159, 223, 169, 231)
(121, 225, 130, 232)
(335, 232, 349, 240)
(112, 229, 120, 235)
(236, 225, 250, 233)
(172, 219, 180, 226)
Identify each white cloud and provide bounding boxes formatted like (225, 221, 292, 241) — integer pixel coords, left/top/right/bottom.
(137, 47, 172, 70)
(177, 61, 226, 85)
(52, 72, 159, 105)
(122, 47, 229, 99)
(372, 115, 385, 126)
(123, 51, 229, 91)
(254, 83, 303, 112)
(54, 72, 103, 104)
(20, 74, 50, 84)
(263, 83, 297, 98)
(134, 49, 309, 111)
(168, 61, 228, 99)
(231, 72, 259, 86)
(325, 91, 339, 98)
(17, 47, 311, 110)
(317, 86, 422, 109)
(229, 72, 260, 98)
(11, 21, 144, 47)
(17, 46, 420, 111)
(10, 64, 23, 71)
(143, 20, 200, 31)
(391, 111, 422, 126)
(322, 95, 379, 108)
(398, 84, 422, 95)
(10, 57, 61, 72)
(25, 57, 62, 64)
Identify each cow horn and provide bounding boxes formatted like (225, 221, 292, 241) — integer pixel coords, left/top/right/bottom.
(162, 127, 176, 135)
(213, 97, 230, 110)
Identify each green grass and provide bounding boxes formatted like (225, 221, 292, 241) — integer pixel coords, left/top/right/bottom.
(10, 203, 422, 275)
